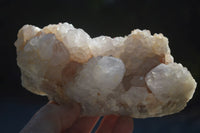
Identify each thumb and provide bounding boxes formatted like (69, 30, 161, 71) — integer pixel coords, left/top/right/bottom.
(20, 101, 81, 133)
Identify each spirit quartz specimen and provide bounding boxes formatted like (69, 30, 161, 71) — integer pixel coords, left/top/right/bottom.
(14, 22, 197, 118)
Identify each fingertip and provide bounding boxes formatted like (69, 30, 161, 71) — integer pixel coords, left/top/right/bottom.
(112, 116, 134, 133)
(46, 101, 81, 118)
(96, 115, 119, 133)
(48, 101, 81, 130)
(66, 116, 100, 133)
(20, 101, 81, 133)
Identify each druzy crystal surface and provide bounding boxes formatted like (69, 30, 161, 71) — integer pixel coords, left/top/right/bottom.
(14, 23, 197, 118)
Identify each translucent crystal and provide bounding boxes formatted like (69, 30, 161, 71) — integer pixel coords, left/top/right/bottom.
(14, 22, 197, 118)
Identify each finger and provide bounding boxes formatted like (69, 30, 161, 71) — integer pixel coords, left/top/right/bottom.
(96, 115, 119, 133)
(112, 116, 134, 133)
(20, 101, 81, 133)
(66, 116, 100, 133)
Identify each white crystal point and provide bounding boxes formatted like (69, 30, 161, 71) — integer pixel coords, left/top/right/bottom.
(14, 25, 41, 50)
(66, 56, 125, 115)
(14, 22, 197, 118)
(92, 56, 125, 90)
(145, 63, 196, 115)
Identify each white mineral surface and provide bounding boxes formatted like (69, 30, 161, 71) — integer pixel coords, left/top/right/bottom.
(14, 22, 197, 118)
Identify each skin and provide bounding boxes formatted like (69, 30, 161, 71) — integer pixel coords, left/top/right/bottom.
(20, 101, 133, 133)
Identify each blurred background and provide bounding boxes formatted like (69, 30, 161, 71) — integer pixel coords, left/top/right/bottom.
(0, 0, 199, 132)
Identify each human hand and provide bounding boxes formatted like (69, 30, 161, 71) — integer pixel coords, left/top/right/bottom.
(20, 101, 133, 133)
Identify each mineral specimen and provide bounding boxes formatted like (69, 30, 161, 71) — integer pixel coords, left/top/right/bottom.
(14, 22, 197, 118)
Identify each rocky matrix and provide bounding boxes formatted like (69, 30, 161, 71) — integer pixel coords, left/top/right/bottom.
(14, 23, 197, 118)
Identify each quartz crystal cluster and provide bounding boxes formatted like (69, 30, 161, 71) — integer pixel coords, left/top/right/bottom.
(14, 22, 197, 118)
